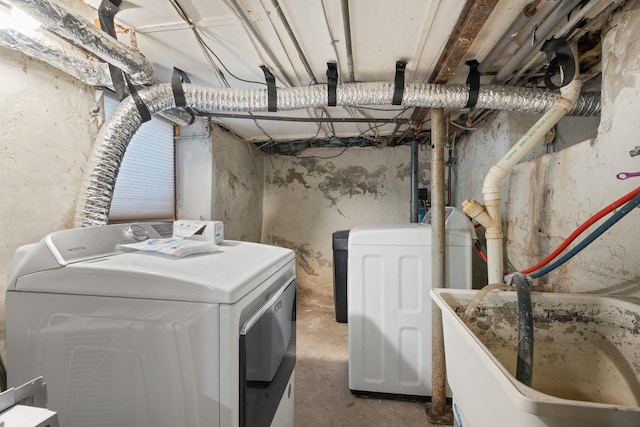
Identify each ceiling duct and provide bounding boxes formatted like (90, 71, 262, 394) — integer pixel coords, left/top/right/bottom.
(75, 81, 600, 227)
(6, 0, 154, 84)
(0, 27, 112, 85)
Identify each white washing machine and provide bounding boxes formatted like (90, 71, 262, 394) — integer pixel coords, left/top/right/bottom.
(348, 207, 472, 399)
(6, 223, 296, 427)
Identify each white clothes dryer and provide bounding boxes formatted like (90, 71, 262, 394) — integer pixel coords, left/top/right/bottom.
(6, 223, 296, 427)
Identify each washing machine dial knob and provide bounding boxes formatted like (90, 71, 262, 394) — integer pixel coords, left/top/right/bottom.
(124, 224, 148, 242)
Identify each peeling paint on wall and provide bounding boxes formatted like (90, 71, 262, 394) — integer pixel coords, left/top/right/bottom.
(263, 145, 431, 308)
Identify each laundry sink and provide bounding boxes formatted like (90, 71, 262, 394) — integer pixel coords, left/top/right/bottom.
(431, 289, 640, 427)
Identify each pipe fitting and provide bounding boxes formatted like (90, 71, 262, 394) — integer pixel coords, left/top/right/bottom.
(482, 165, 507, 200)
(557, 79, 582, 110)
(462, 199, 498, 231)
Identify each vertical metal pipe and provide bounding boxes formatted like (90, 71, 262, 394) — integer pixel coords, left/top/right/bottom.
(270, 0, 318, 84)
(410, 139, 419, 222)
(430, 108, 448, 418)
(224, 0, 295, 86)
(340, 0, 355, 82)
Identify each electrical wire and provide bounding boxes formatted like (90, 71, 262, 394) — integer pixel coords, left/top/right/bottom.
(474, 241, 488, 263)
(529, 192, 640, 279)
(257, 0, 304, 86)
(292, 112, 407, 159)
(168, 0, 266, 87)
(521, 186, 640, 274)
(247, 112, 278, 147)
(320, 0, 343, 82)
(294, 145, 352, 160)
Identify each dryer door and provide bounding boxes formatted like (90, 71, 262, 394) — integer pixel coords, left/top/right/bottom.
(240, 279, 296, 427)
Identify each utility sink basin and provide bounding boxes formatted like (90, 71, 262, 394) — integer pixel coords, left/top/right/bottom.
(431, 289, 640, 427)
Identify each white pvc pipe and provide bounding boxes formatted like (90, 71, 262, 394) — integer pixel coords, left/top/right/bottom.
(465, 79, 582, 284)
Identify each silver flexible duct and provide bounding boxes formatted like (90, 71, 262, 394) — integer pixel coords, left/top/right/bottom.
(75, 82, 601, 227)
(7, 0, 154, 84)
(0, 28, 112, 86)
(0, 27, 193, 125)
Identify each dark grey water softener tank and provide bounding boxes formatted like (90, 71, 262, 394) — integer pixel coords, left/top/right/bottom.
(332, 230, 350, 323)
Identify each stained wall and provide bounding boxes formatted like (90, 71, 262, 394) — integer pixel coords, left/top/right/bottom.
(0, 48, 100, 353)
(262, 145, 430, 307)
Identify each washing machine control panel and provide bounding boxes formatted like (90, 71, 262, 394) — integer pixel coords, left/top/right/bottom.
(44, 222, 168, 265)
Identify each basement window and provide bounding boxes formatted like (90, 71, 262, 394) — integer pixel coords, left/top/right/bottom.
(103, 94, 176, 222)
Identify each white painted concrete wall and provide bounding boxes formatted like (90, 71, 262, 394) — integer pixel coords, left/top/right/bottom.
(0, 49, 101, 353)
(262, 145, 430, 307)
(176, 121, 264, 242)
(454, 2, 640, 296)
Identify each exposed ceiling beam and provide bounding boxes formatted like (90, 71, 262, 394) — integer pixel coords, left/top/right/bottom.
(412, 0, 499, 125)
(429, 0, 499, 84)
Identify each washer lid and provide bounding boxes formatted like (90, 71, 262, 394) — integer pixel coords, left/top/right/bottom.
(8, 224, 294, 304)
(349, 224, 432, 246)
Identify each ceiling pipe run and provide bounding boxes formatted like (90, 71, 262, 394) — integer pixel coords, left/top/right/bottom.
(477, 0, 541, 73)
(509, 0, 608, 84)
(270, 0, 317, 84)
(340, 0, 355, 82)
(494, 0, 583, 83)
(6, 0, 154, 84)
(223, 0, 295, 86)
(75, 80, 601, 227)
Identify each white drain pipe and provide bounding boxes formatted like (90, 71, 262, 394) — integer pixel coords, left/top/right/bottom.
(463, 79, 582, 284)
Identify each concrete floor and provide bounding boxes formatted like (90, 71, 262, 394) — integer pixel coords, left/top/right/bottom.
(295, 306, 436, 427)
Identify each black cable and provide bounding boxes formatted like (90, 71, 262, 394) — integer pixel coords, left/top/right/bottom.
(168, 0, 266, 87)
(511, 273, 534, 387)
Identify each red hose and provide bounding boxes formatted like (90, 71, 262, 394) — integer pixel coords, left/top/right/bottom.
(520, 186, 640, 274)
(474, 241, 488, 263)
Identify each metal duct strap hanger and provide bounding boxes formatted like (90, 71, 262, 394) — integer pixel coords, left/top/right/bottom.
(171, 67, 196, 124)
(98, 0, 151, 122)
(326, 62, 338, 107)
(465, 59, 480, 108)
(124, 75, 151, 122)
(392, 61, 406, 105)
(98, 0, 126, 100)
(260, 65, 277, 112)
(171, 67, 191, 108)
(541, 37, 576, 90)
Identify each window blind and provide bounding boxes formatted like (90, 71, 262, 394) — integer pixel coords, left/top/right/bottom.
(104, 95, 175, 222)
